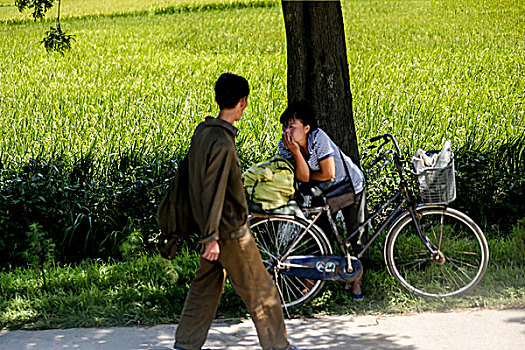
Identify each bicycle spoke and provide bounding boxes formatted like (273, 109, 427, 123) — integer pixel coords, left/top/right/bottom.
(257, 224, 273, 255)
(259, 245, 277, 261)
(395, 257, 431, 269)
(274, 271, 290, 318)
(260, 258, 272, 266)
(251, 217, 331, 308)
(446, 250, 479, 256)
(447, 258, 475, 282)
(280, 274, 304, 302)
(277, 222, 288, 252)
(287, 276, 307, 297)
(447, 256, 478, 269)
(272, 222, 280, 253)
(435, 265, 450, 291)
(387, 207, 488, 297)
(441, 263, 465, 290)
(256, 224, 272, 248)
(280, 275, 293, 304)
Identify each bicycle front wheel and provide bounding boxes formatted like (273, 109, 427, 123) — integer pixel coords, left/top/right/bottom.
(250, 216, 332, 308)
(385, 206, 489, 298)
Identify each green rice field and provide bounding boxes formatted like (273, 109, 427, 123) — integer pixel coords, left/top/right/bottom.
(0, 0, 523, 172)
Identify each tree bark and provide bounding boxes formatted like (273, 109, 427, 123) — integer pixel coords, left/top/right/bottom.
(282, 0, 360, 163)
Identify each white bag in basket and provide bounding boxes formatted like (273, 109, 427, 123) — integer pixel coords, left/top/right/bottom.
(412, 140, 455, 204)
(413, 140, 452, 171)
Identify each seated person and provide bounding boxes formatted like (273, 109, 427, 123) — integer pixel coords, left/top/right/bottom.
(278, 101, 367, 299)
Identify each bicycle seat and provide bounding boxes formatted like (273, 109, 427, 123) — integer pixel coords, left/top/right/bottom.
(300, 179, 336, 198)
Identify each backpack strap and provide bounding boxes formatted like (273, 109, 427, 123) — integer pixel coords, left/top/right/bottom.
(337, 147, 355, 194)
(248, 179, 259, 208)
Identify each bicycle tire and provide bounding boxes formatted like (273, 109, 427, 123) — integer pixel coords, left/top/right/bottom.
(385, 205, 489, 298)
(250, 216, 332, 308)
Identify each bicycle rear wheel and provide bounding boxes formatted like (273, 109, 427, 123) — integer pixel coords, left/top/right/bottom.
(385, 206, 489, 298)
(250, 216, 332, 308)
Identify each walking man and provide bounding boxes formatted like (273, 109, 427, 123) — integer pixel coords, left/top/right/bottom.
(174, 73, 303, 350)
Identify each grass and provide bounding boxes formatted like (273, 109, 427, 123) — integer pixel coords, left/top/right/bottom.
(0, 2, 286, 171)
(2, 220, 524, 330)
(1, 232, 524, 330)
(344, 0, 524, 150)
(0, 250, 197, 329)
(0, 0, 279, 21)
(0, 0, 523, 174)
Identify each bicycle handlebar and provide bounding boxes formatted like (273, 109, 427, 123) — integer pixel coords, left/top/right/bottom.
(370, 133, 403, 158)
(369, 134, 386, 143)
(370, 149, 394, 168)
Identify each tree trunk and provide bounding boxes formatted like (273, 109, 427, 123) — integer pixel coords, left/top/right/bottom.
(282, 0, 360, 163)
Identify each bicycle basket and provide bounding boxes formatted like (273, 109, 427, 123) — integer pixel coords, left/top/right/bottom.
(414, 156, 456, 205)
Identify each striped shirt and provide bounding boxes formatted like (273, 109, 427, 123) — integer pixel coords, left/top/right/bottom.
(278, 128, 365, 194)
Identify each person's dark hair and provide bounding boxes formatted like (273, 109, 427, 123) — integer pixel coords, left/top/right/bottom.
(279, 101, 318, 131)
(214, 73, 250, 110)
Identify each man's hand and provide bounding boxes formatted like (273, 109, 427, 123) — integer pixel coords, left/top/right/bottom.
(202, 240, 220, 261)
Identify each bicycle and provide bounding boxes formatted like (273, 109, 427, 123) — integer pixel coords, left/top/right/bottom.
(249, 134, 489, 309)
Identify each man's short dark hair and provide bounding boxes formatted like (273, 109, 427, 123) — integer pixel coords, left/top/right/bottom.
(214, 73, 250, 110)
(279, 101, 318, 131)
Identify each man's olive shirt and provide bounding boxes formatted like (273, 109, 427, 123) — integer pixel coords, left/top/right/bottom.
(187, 117, 250, 243)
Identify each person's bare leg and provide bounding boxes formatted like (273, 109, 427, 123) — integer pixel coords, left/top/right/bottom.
(352, 272, 363, 296)
(301, 279, 315, 295)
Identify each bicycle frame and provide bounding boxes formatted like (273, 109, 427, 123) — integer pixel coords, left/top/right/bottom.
(297, 133, 440, 265)
(301, 189, 408, 266)
(299, 191, 407, 274)
(251, 133, 440, 275)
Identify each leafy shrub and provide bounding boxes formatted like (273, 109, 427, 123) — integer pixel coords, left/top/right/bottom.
(1, 133, 523, 266)
(454, 135, 525, 232)
(0, 155, 182, 267)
